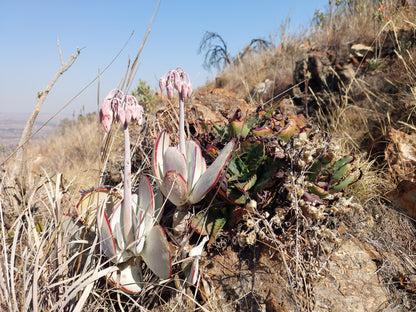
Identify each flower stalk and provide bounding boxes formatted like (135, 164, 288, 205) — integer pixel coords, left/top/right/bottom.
(122, 122, 133, 243)
(178, 91, 186, 155)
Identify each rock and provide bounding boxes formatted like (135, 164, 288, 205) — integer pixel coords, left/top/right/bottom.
(279, 97, 304, 115)
(293, 49, 354, 98)
(253, 79, 274, 94)
(337, 63, 356, 85)
(215, 76, 226, 88)
(350, 43, 374, 59)
(308, 52, 326, 90)
(199, 246, 297, 312)
(197, 237, 389, 312)
(313, 238, 389, 312)
(189, 88, 252, 125)
(385, 128, 416, 181)
(380, 26, 416, 57)
(386, 180, 416, 220)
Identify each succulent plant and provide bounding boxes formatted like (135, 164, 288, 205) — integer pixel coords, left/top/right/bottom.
(75, 89, 172, 293)
(195, 105, 298, 207)
(306, 153, 362, 199)
(99, 89, 144, 239)
(153, 130, 235, 208)
(195, 104, 362, 215)
(192, 104, 363, 249)
(154, 68, 235, 234)
(190, 207, 230, 246)
(76, 187, 122, 230)
(96, 175, 171, 293)
(176, 236, 209, 288)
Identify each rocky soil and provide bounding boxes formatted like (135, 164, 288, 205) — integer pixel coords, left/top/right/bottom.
(164, 28, 416, 310)
(82, 25, 416, 311)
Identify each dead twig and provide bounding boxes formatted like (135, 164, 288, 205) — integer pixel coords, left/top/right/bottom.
(11, 44, 81, 186)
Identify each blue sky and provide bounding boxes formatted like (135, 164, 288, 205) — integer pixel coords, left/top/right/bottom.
(0, 0, 328, 115)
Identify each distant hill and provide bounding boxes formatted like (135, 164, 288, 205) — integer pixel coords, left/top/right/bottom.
(0, 113, 69, 147)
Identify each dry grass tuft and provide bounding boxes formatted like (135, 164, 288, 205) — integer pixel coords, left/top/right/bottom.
(26, 113, 104, 190)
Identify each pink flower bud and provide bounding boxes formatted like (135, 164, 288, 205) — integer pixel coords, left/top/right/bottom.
(181, 82, 188, 99)
(159, 77, 166, 93)
(173, 71, 181, 91)
(111, 98, 118, 114)
(131, 104, 138, 120)
(125, 95, 138, 126)
(160, 69, 193, 100)
(186, 82, 193, 99)
(99, 89, 144, 129)
(126, 95, 137, 107)
(176, 67, 184, 76)
(100, 91, 117, 132)
(117, 105, 126, 125)
(125, 106, 132, 125)
(134, 105, 144, 125)
(167, 84, 174, 100)
(99, 109, 113, 133)
(102, 97, 111, 115)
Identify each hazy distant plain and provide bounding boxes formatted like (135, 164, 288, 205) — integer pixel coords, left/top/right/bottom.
(0, 113, 66, 147)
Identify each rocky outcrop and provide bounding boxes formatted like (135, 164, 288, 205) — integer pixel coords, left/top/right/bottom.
(313, 239, 388, 312)
(194, 238, 390, 312)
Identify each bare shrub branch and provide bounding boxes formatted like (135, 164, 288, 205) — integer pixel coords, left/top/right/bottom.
(11, 45, 81, 185)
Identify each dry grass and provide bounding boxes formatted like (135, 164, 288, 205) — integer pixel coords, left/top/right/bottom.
(215, 38, 303, 101)
(27, 113, 104, 189)
(0, 171, 108, 311)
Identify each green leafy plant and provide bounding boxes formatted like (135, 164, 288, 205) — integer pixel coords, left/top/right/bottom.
(194, 104, 362, 235)
(196, 105, 299, 207)
(307, 153, 361, 199)
(312, 9, 328, 28)
(131, 79, 156, 112)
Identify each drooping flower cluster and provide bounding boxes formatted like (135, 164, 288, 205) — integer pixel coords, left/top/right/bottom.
(159, 67, 193, 100)
(99, 89, 144, 132)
